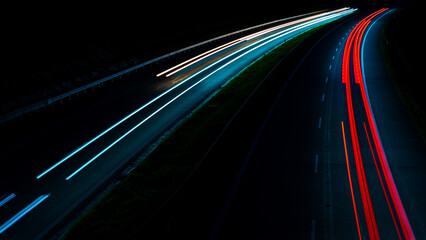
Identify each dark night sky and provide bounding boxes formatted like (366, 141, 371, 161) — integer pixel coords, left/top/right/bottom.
(4, 1, 402, 53)
(0, 0, 408, 90)
(3, 0, 399, 49)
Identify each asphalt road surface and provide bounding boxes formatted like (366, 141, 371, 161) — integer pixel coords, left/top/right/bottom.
(215, 8, 425, 240)
(0, 9, 355, 239)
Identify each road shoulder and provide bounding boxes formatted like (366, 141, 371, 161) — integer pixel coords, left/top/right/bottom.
(363, 9, 426, 237)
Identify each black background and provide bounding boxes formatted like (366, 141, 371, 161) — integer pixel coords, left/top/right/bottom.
(0, 0, 408, 102)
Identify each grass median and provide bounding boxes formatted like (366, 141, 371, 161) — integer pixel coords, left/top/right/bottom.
(61, 20, 339, 239)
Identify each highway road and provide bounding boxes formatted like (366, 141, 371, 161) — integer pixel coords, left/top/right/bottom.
(0, 8, 355, 239)
(215, 8, 425, 240)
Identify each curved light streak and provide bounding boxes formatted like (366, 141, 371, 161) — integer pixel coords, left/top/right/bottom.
(342, 8, 415, 239)
(65, 9, 356, 180)
(36, 8, 356, 180)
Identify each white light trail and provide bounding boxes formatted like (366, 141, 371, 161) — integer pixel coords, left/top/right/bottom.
(64, 9, 355, 180)
(37, 8, 355, 180)
(156, 7, 351, 78)
(156, 39, 242, 77)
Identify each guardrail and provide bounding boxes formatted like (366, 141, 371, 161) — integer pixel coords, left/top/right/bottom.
(0, 10, 325, 124)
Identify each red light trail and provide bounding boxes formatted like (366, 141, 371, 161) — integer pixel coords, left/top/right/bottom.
(341, 8, 415, 239)
(341, 121, 362, 240)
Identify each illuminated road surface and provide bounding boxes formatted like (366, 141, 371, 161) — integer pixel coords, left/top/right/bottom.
(341, 9, 414, 239)
(216, 8, 425, 240)
(0, 8, 355, 239)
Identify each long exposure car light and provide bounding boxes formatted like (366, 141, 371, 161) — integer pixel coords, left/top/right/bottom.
(36, 8, 355, 180)
(157, 8, 351, 78)
(63, 9, 355, 180)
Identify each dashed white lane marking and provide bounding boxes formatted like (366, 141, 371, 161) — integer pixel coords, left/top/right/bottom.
(314, 154, 319, 173)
